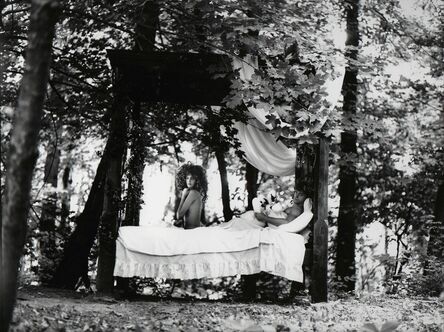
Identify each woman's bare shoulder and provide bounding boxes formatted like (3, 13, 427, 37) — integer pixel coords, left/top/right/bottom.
(188, 189, 202, 198)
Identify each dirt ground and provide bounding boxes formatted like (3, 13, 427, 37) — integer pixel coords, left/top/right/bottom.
(9, 286, 444, 331)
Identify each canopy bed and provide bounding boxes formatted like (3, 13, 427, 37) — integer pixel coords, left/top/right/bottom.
(107, 50, 337, 302)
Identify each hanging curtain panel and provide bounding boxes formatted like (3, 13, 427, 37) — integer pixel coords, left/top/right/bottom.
(234, 120, 295, 176)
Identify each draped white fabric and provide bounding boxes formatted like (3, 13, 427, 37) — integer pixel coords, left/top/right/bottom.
(230, 56, 345, 176)
(234, 120, 296, 176)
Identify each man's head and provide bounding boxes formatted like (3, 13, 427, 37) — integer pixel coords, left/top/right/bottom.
(293, 188, 307, 204)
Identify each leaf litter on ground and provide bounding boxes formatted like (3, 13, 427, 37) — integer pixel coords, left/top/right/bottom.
(9, 287, 443, 331)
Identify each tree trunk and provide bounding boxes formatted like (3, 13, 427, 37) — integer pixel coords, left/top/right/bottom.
(60, 152, 73, 225)
(38, 125, 61, 284)
(123, 0, 159, 227)
(1, 0, 59, 330)
(290, 145, 315, 297)
(50, 158, 107, 289)
(240, 162, 260, 297)
(134, 0, 159, 52)
(51, 96, 127, 290)
(335, 0, 360, 293)
(123, 102, 145, 227)
(427, 173, 444, 259)
(311, 138, 329, 303)
(215, 149, 233, 222)
(96, 92, 128, 292)
(245, 162, 259, 210)
(295, 144, 316, 195)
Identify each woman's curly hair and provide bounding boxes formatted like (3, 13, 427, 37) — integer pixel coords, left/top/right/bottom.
(175, 163, 208, 202)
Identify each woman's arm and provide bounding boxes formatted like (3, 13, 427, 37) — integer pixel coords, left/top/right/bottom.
(177, 190, 200, 219)
(176, 188, 190, 219)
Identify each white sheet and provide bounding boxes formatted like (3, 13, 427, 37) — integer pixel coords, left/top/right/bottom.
(118, 225, 270, 256)
(114, 227, 306, 282)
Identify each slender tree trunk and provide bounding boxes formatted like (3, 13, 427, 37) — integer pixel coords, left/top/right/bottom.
(245, 162, 259, 210)
(1, 0, 59, 329)
(215, 149, 233, 222)
(60, 151, 73, 225)
(123, 102, 145, 227)
(241, 162, 259, 297)
(96, 92, 128, 292)
(427, 173, 444, 259)
(335, 0, 360, 293)
(38, 125, 61, 284)
(200, 149, 211, 225)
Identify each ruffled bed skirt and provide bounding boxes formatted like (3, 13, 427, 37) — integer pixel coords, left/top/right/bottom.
(114, 237, 305, 282)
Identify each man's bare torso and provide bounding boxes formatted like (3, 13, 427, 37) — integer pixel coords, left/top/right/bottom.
(284, 204, 303, 221)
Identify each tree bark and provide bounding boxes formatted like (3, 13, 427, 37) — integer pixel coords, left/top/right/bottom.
(50, 158, 106, 289)
(215, 149, 233, 222)
(134, 0, 159, 52)
(245, 162, 259, 210)
(123, 0, 159, 227)
(311, 138, 329, 303)
(241, 162, 259, 297)
(290, 145, 315, 297)
(1, 0, 59, 330)
(427, 173, 444, 259)
(60, 152, 73, 225)
(123, 102, 144, 227)
(96, 92, 128, 292)
(335, 0, 360, 293)
(38, 124, 61, 284)
(51, 96, 127, 290)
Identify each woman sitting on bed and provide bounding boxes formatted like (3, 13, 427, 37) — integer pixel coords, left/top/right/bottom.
(174, 163, 208, 229)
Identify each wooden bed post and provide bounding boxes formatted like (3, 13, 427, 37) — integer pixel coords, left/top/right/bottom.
(311, 137, 329, 303)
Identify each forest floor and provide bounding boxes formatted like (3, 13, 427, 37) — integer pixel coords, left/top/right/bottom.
(9, 286, 444, 332)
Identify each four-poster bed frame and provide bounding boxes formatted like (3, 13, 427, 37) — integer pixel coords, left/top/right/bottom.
(107, 50, 328, 303)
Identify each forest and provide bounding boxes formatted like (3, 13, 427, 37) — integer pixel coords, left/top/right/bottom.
(1, 0, 443, 331)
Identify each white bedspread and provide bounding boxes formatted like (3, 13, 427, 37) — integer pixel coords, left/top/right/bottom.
(118, 225, 268, 256)
(114, 226, 306, 282)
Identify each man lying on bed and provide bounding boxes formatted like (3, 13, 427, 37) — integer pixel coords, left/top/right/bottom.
(256, 188, 313, 232)
(220, 188, 313, 235)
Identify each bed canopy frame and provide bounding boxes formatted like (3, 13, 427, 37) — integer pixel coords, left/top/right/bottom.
(107, 50, 328, 303)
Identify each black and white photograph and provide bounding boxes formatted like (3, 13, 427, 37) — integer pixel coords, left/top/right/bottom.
(1, 0, 443, 331)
